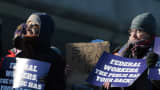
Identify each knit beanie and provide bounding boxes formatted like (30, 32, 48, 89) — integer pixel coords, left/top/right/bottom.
(130, 12, 156, 35)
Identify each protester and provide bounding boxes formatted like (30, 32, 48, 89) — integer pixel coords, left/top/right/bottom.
(1, 12, 66, 90)
(103, 12, 159, 90)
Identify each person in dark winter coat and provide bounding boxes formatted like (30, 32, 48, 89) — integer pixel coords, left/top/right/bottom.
(103, 12, 159, 90)
(119, 12, 156, 90)
(5, 12, 66, 90)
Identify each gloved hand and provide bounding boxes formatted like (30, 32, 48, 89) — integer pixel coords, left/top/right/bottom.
(131, 40, 151, 58)
(131, 45, 149, 58)
(146, 52, 159, 68)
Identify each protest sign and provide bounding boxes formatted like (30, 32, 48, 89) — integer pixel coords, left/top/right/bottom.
(66, 41, 110, 73)
(0, 57, 16, 90)
(66, 41, 110, 89)
(153, 37, 160, 56)
(148, 37, 160, 80)
(87, 52, 147, 87)
(13, 58, 51, 90)
(0, 57, 51, 90)
(148, 63, 160, 80)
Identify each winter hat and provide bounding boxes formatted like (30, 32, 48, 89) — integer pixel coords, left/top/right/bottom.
(130, 12, 156, 35)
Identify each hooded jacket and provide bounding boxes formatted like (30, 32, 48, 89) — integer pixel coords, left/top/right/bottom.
(16, 13, 65, 90)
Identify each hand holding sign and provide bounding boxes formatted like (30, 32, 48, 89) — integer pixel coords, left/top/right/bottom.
(87, 52, 147, 87)
(103, 82, 110, 90)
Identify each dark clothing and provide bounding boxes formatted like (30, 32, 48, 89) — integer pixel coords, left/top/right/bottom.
(7, 13, 66, 90)
(17, 13, 65, 90)
(1, 45, 66, 90)
(124, 70, 151, 90)
(16, 38, 65, 90)
(105, 39, 154, 90)
(119, 39, 153, 90)
(121, 39, 153, 59)
(151, 80, 160, 90)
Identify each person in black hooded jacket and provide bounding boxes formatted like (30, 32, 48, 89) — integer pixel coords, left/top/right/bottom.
(14, 12, 65, 90)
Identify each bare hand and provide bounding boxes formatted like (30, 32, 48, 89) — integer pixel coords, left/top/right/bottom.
(103, 82, 110, 90)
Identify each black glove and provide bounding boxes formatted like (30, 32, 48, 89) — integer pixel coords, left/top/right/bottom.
(131, 40, 151, 58)
(132, 45, 149, 58)
(146, 52, 159, 68)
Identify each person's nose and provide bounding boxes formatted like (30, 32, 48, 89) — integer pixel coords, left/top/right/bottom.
(132, 32, 137, 38)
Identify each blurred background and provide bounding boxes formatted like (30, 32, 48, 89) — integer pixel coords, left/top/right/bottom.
(0, 0, 160, 55)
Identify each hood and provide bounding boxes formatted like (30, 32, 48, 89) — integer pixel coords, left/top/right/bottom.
(26, 12, 55, 47)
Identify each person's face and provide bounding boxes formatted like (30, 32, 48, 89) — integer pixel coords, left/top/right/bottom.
(136, 30, 150, 40)
(129, 29, 138, 41)
(25, 21, 40, 37)
(128, 29, 150, 43)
